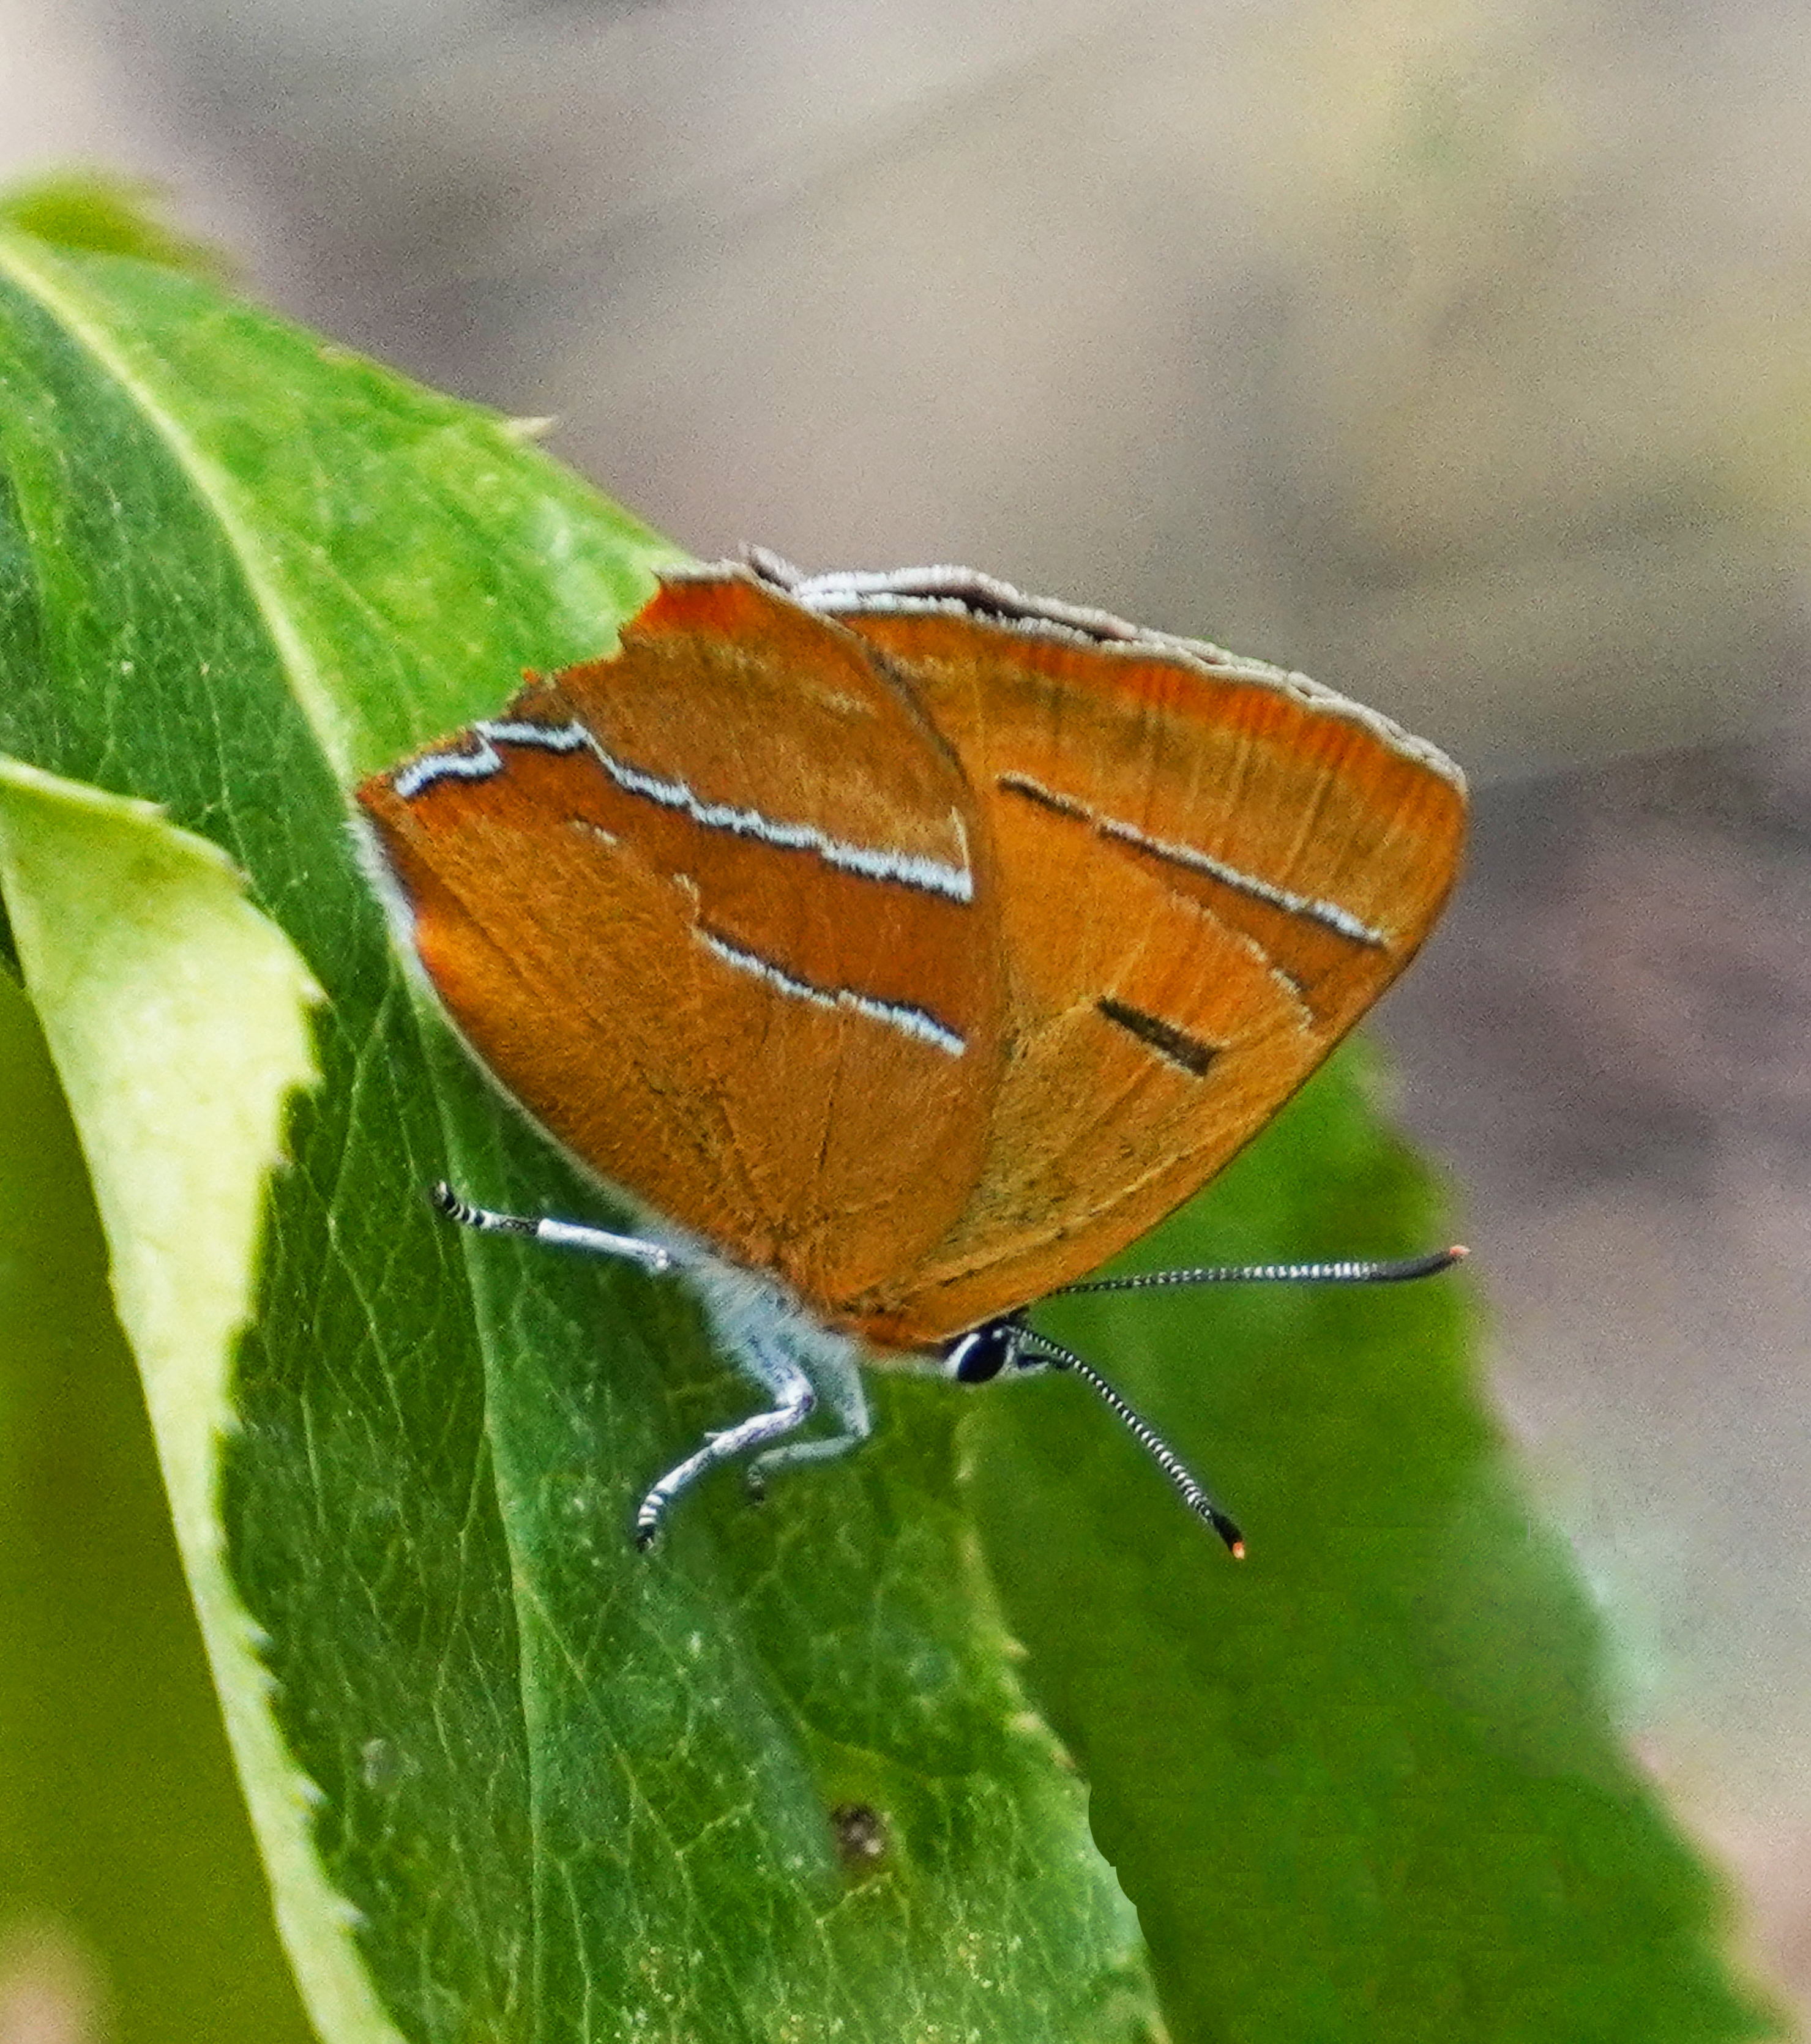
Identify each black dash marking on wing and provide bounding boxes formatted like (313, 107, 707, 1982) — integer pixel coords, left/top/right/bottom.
(1097, 997, 1217, 1078)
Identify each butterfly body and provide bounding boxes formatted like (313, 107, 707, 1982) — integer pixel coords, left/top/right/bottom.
(356, 556, 1465, 1540)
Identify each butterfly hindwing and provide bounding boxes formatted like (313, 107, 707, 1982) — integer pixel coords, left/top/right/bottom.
(803, 584, 1466, 1345)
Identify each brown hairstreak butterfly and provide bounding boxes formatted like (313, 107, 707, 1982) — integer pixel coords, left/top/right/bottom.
(356, 554, 1466, 1553)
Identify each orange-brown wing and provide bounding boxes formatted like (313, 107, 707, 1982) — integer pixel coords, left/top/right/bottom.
(816, 591, 1465, 1346)
(356, 570, 1004, 1310)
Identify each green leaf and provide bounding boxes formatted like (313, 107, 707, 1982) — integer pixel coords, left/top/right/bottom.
(0, 234, 1152, 2041)
(0, 169, 234, 282)
(0, 889, 314, 2044)
(0, 223, 1782, 2044)
(0, 758, 384, 2038)
(976, 1050, 1787, 2041)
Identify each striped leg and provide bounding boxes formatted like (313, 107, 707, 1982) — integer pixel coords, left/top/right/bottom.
(745, 1340, 871, 1490)
(435, 1181, 850, 1544)
(636, 1368, 816, 1548)
(431, 1182, 674, 1274)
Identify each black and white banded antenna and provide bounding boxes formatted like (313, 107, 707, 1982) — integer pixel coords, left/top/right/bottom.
(944, 1244, 1468, 1559)
(1051, 1244, 1467, 1298)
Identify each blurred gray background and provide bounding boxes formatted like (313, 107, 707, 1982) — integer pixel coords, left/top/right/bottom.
(4, 0, 1809, 2020)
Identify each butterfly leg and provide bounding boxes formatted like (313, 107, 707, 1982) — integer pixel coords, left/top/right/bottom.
(744, 1343, 871, 1491)
(635, 1337, 817, 1548)
(431, 1182, 674, 1274)
(435, 1184, 861, 1541)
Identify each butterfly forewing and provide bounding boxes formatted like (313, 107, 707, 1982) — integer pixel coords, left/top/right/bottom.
(357, 575, 1004, 1307)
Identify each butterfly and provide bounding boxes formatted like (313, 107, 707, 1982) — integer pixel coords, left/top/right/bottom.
(356, 552, 1466, 1551)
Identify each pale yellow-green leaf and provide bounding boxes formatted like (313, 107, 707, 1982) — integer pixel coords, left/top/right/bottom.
(0, 757, 398, 2044)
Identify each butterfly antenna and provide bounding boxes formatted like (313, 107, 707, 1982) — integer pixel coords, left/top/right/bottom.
(1051, 1244, 1466, 1298)
(1018, 1329, 1245, 1557)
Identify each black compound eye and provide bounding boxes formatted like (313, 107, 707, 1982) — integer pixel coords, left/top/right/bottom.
(943, 1321, 1018, 1385)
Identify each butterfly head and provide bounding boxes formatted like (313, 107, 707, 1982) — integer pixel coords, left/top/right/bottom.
(940, 1316, 1032, 1385)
